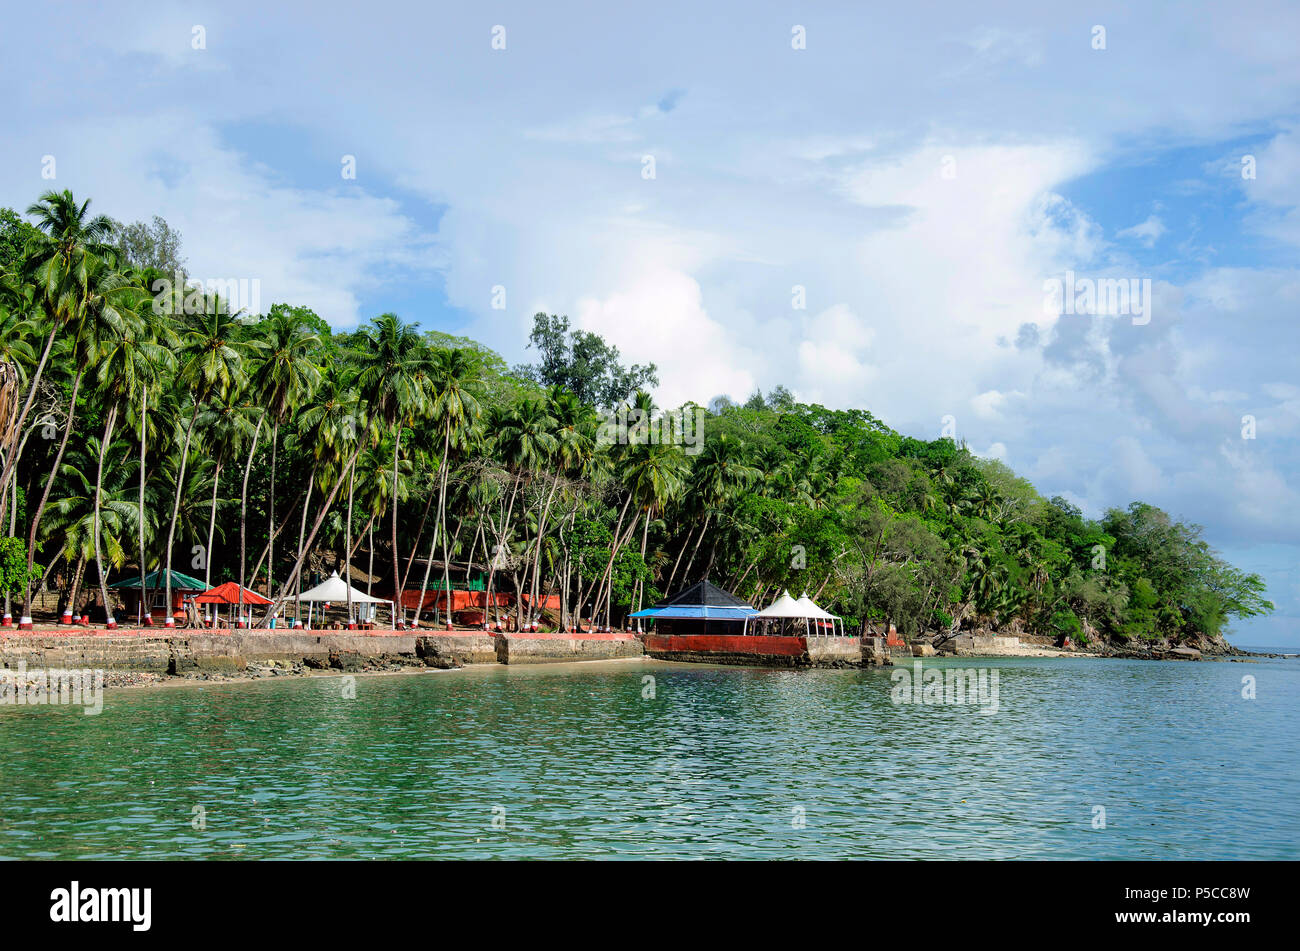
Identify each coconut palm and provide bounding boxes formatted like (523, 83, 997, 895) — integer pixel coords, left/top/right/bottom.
(194, 398, 257, 588)
(89, 302, 169, 621)
(45, 436, 139, 621)
(355, 313, 428, 621)
(427, 348, 484, 621)
(248, 308, 320, 598)
(22, 254, 142, 621)
(0, 192, 116, 513)
(163, 308, 247, 624)
(678, 432, 759, 585)
(490, 396, 557, 623)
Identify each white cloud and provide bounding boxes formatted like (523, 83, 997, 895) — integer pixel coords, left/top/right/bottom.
(1117, 214, 1167, 247)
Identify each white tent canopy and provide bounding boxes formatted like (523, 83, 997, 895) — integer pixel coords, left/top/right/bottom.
(297, 571, 388, 603)
(756, 590, 804, 617)
(746, 590, 847, 636)
(793, 593, 837, 620)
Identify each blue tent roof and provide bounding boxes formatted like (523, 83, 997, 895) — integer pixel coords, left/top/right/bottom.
(630, 580, 757, 620)
(628, 605, 757, 620)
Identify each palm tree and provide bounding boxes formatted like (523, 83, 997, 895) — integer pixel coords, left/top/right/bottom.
(89, 301, 167, 623)
(248, 308, 320, 603)
(678, 432, 759, 584)
(298, 364, 363, 621)
(195, 398, 257, 589)
(163, 308, 247, 625)
(621, 434, 688, 623)
(491, 397, 557, 623)
(356, 314, 428, 621)
(525, 388, 593, 626)
(292, 365, 367, 620)
(45, 437, 138, 622)
(23, 254, 141, 623)
(426, 348, 483, 623)
(0, 191, 116, 525)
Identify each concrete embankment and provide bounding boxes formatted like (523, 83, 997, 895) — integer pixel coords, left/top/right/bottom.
(494, 631, 643, 664)
(0, 628, 638, 675)
(643, 633, 869, 668)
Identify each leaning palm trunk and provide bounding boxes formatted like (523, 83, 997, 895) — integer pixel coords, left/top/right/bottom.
(366, 523, 375, 595)
(665, 521, 699, 596)
(291, 464, 318, 623)
(414, 521, 441, 627)
(4, 466, 16, 622)
(0, 320, 59, 517)
(390, 425, 403, 624)
(22, 368, 84, 622)
(93, 401, 120, 624)
(5, 422, 38, 622)
(260, 438, 367, 626)
(485, 472, 522, 627)
(599, 509, 642, 628)
(526, 473, 561, 626)
(0, 361, 21, 519)
(349, 513, 375, 563)
(436, 427, 454, 624)
(66, 554, 86, 622)
(246, 486, 309, 599)
(585, 493, 633, 628)
(139, 387, 149, 621)
(345, 467, 355, 625)
(237, 414, 264, 623)
(634, 510, 651, 618)
(204, 460, 224, 589)
(680, 511, 712, 584)
(162, 400, 202, 627)
(400, 487, 437, 600)
(267, 421, 279, 605)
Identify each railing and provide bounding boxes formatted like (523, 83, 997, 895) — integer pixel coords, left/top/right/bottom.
(421, 579, 486, 592)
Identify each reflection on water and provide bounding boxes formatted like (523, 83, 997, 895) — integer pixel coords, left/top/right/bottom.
(1, 656, 1296, 859)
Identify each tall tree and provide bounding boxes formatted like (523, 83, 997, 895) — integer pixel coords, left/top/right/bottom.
(356, 313, 428, 623)
(163, 308, 247, 624)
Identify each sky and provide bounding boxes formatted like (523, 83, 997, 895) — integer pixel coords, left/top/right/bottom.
(1, 1, 1297, 645)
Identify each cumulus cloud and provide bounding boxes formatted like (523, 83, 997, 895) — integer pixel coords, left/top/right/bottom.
(4, 0, 1300, 642)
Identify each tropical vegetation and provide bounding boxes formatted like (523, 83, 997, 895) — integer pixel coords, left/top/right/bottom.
(0, 192, 1273, 645)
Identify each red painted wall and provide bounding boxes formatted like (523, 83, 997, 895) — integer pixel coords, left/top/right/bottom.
(644, 633, 808, 657)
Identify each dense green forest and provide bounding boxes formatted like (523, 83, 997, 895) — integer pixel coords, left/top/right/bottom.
(0, 191, 1274, 644)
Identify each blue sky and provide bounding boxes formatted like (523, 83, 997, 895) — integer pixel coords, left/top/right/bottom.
(2, 1, 1298, 644)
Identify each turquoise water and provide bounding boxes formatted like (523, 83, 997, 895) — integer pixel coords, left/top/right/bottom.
(1, 656, 1297, 859)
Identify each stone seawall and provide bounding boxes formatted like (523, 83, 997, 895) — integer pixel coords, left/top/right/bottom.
(0, 634, 177, 674)
(0, 629, 631, 675)
(805, 635, 863, 665)
(495, 632, 643, 664)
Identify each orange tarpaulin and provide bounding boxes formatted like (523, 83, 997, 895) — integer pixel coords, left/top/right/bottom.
(192, 582, 272, 605)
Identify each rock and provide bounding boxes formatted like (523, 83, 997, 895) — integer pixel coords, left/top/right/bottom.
(911, 643, 937, 657)
(1167, 646, 1202, 660)
(328, 649, 363, 671)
